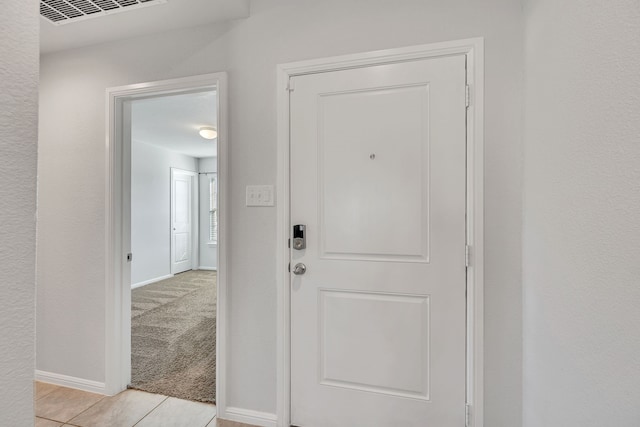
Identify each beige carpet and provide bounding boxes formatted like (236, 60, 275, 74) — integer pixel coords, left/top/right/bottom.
(129, 270, 216, 403)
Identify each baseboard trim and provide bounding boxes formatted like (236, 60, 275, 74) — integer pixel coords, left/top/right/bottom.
(223, 407, 277, 427)
(197, 266, 217, 271)
(131, 274, 173, 289)
(35, 370, 106, 395)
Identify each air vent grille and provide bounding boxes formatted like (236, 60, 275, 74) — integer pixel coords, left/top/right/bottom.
(40, 0, 166, 25)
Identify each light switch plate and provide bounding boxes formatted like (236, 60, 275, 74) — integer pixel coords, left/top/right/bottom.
(246, 185, 275, 207)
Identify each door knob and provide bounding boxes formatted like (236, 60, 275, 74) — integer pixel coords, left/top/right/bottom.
(292, 263, 306, 275)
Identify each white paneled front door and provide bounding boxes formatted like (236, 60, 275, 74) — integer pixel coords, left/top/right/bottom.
(290, 55, 467, 426)
(171, 168, 195, 274)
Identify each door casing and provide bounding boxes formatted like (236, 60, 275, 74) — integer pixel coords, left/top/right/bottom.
(276, 38, 484, 427)
(105, 73, 230, 416)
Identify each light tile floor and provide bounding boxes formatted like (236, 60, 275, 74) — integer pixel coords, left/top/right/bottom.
(34, 382, 253, 427)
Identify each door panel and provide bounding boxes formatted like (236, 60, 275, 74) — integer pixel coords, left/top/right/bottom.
(174, 233, 189, 263)
(319, 289, 430, 399)
(290, 54, 467, 427)
(319, 84, 429, 262)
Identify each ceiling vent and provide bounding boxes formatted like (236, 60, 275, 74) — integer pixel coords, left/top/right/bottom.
(40, 0, 167, 25)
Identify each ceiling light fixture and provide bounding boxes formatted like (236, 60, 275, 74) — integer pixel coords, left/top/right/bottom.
(199, 126, 217, 140)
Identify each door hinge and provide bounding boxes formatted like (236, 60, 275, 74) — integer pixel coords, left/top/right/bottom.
(126, 253, 133, 262)
(288, 262, 291, 273)
(465, 403, 471, 427)
(288, 238, 291, 248)
(465, 245, 471, 268)
(287, 78, 296, 92)
(465, 84, 471, 108)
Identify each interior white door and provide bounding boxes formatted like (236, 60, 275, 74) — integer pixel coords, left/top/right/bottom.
(290, 54, 467, 427)
(171, 168, 195, 274)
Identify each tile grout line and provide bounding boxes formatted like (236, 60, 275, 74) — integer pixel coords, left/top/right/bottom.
(36, 415, 67, 424)
(62, 394, 107, 425)
(131, 395, 170, 426)
(35, 384, 59, 402)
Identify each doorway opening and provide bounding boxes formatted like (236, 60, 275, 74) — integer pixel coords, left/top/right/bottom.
(128, 90, 217, 403)
(105, 73, 228, 411)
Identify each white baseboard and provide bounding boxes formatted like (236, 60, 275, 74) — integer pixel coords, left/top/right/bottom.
(36, 370, 106, 395)
(131, 274, 173, 289)
(197, 266, 217, 271)
(222, 407, 277, 427)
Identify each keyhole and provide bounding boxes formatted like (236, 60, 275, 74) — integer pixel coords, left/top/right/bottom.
(370, 154, 376, 160)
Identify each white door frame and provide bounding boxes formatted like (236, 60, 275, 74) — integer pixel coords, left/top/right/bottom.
(105, 73, 229, 415)
(170, 168, 198, 275)
(276, 38, 484, 427)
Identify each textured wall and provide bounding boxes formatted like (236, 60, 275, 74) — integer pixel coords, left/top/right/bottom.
(522, 1, 640, 426)
(0, 0, 38, 425)
(38, 1, 524, 424)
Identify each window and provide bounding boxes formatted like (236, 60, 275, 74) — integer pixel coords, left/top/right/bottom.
(209, 174, 218, 244)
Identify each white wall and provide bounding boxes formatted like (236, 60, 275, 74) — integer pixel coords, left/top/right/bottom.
(522, 1, 640, 426)
(198, 157, 217, 270)
(37, 1, 524, 424)
(131, 141, 198, 286)
(0, 0, 38, 424)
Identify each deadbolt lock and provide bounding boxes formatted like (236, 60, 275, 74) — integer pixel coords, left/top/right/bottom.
(293, 224, 306, 250)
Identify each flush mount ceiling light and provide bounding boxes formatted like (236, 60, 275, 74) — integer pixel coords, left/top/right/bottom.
(199, 126, 217, 140)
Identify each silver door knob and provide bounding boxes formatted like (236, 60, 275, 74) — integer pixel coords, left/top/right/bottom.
(292, 263, 306, 275)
